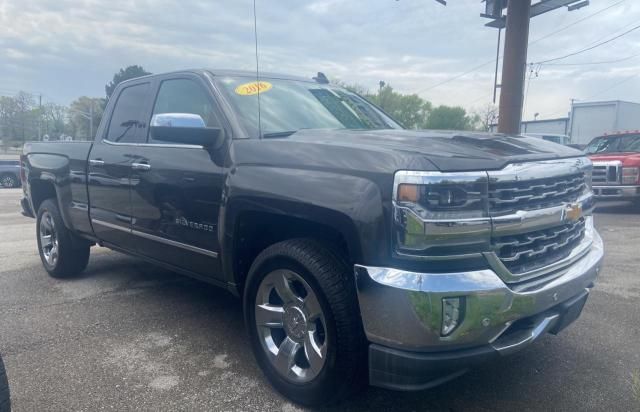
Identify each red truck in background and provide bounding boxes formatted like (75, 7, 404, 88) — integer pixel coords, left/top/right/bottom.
(585, 131, 640, 204)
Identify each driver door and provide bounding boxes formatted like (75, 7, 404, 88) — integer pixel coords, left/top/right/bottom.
(129, 74, 228, 279)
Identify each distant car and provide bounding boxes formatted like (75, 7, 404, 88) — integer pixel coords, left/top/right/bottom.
(0, 160, 21, 188)
(523, 133, 570, 145)
(0, 353, 9, 412)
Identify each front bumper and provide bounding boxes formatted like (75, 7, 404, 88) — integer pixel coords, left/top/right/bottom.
(354, 227, 603, 390)
(593, 185, 640, 199)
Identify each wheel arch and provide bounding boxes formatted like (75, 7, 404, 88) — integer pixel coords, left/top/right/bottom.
(220, 166, 387, 295)
(224, 207, 361, 296)
(24, 153, 76, 231)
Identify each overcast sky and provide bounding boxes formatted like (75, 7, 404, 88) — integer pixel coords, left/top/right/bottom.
(1, 0, 639, 120)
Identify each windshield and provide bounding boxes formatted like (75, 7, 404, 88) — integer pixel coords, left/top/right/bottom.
(215, 76, 402, 137)
(585, 134, 640, 154)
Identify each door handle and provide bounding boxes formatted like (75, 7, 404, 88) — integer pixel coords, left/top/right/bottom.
(89, 159, 104, 166)
(131, 162, 151, 171)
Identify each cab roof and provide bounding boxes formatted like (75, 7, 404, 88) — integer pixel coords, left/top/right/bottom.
(118, 69, 321, 86)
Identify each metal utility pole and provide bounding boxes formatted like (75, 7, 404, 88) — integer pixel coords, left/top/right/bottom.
(38, 94, 42, 141)
(492, 26, 502, 104)
(89, 101, 94, 140)
(497, 0, 532, 134)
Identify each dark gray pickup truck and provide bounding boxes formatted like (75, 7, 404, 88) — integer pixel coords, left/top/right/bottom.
(20, 69, 603, 406)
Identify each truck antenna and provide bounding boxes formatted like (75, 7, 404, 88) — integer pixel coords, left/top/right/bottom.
(253, 0, 262, 139)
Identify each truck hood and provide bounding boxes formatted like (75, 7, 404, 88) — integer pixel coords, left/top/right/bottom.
(285, 129, 584, 172)
(589, 153, 640, 165)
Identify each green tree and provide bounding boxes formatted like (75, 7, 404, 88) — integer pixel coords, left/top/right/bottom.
(105, 65, 151, 99)
(367, 85, 432, 129)
(42, 103, 67, 138)
(0, 92, 38, 143)
(425, 105, 478, 131)
(68, 97, 106, 140)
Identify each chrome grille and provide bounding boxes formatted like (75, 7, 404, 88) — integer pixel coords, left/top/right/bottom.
(493, 218, 586, 274)
(592, 161, 620, 184)
(489, 173, 585, 216)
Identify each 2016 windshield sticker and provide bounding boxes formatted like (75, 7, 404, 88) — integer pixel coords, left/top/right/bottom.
(235, 81, 272, 96)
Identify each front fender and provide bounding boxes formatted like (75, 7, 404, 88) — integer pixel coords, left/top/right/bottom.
(220, 165, 388, 285)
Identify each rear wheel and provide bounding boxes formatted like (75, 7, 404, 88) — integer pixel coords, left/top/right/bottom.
(0, 174, 18, 188)
(36, 199, 90, 278)
(243, 239, 365, 407)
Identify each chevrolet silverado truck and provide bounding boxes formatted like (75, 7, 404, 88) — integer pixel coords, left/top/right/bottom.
(585, 131, 640, 203)
(20, 69, 603, 406)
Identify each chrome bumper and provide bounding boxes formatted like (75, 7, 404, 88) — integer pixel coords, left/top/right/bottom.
(354, 227, 603, 353)
(593, 185, 640, 199)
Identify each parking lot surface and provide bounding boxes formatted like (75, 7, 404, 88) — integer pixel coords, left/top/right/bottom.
(0, 188, 639, 411)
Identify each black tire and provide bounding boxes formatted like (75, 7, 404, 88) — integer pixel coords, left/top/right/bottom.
(0, 174, 18, 188)
(243, 239, 366, 407)
(36, 199, 90, 278)
(0, 354, 10, 412)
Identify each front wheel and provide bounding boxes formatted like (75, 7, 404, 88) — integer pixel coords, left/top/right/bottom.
(36, 199, 90, 278)
(0, 354, 10, 412)
(243, 239, 366, 407)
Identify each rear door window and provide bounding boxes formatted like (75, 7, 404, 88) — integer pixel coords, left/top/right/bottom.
(105, 83, 151, 143)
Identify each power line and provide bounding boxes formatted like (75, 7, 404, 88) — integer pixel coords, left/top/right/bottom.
(534, 24, 640, 65)
(540, 52, 640, 66)
(528, 0, 628, 45)
(537, 71, 640, 119)
(414, 0, 628, 95)
(583, 71, 640, 100)
(522, 64, 539, 118)
(415, 60, 497, 94)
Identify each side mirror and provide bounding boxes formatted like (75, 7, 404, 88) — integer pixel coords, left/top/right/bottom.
(149, 113, 224, 147)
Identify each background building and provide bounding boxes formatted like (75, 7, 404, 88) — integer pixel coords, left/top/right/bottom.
(491, 100, 640, 145)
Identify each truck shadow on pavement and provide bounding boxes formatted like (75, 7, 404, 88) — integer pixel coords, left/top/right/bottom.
(594, 200, 639, 215)
(56, 251, 609, 411)
(6, 255, 624, 412)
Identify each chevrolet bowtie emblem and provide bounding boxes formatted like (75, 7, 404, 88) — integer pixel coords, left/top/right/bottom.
(563, 203, 583, 222)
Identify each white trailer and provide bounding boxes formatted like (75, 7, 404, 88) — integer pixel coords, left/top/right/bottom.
(569, 100, 640, 145)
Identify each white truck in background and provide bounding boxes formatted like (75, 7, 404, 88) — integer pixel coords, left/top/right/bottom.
(570, 100, 640, 146)
(490, 100, 640, 148)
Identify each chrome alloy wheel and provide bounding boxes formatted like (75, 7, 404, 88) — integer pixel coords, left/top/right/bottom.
(39, 211, 59, 266)
(255, 269, 328, 383)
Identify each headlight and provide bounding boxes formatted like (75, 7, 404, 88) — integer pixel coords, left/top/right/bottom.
(622, 167, 639, 185)
(393, 171, 491, 257)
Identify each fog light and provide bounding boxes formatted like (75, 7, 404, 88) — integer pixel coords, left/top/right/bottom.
(442, 297, 465, 336)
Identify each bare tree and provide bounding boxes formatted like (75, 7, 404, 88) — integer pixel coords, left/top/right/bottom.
(475, 103, 499, 132)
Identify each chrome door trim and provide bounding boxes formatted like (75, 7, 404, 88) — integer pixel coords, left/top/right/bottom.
(131, 229, 219, 258)
(91, 218, 129, 232)
(102, 139, 203, 150)
(131, 162, 151, 171)
(91, 219, 218, 258)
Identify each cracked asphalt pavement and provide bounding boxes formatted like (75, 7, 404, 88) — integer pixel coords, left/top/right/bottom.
(0, 188, 639, 411)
